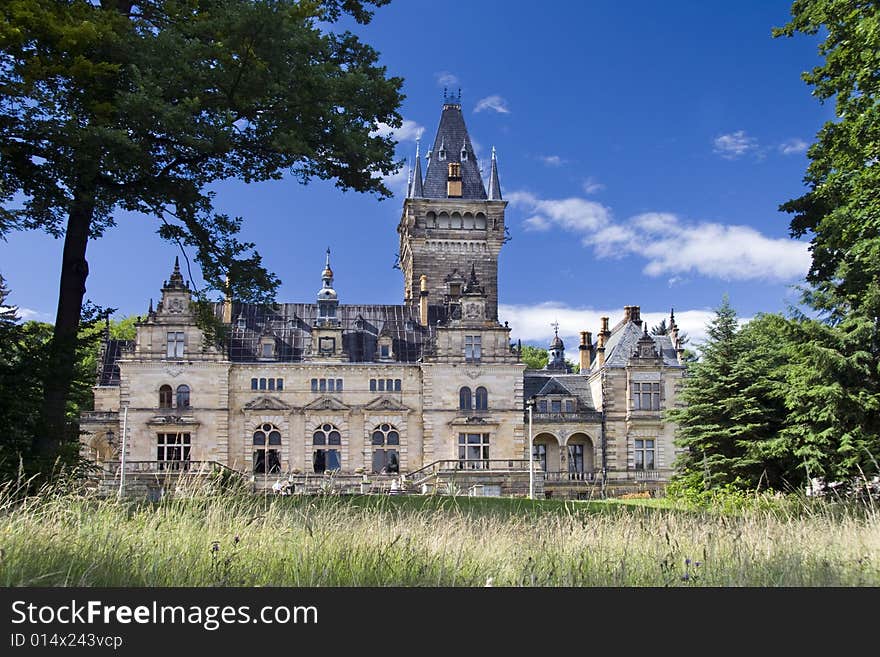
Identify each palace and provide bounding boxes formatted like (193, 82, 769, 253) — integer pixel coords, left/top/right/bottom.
(81, 97, 687, 498)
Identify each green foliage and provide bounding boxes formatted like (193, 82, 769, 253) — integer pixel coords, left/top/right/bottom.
(520, 344, 548, 370)
(771, 1, 880, 488)
(667, 298, 799, 492)
(0, 0, 405, 462)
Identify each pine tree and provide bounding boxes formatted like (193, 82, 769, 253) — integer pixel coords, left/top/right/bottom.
(666, 299, 795, 491)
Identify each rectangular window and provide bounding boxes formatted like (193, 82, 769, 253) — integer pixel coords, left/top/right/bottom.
(156, 433, 191, 470)
(386, 379, 393, 392)
(336, 379, 343, 392)
(457, 433, 490, 469)
(251, 378, 258, 391)
(565, 400, 574, 413)
(632, 382, 661, 411)
(166, 332, 185, 358)
(380, 345, 390, 358)
(276, 379, 283, 391)
(551, 400, 562, 413)
(370, 379, 377, 392)
(464, 335, 482, 362)
(568, 444, 584, 474)
(261, 343, 273, 358)
(268, 378, 275, 391)
(394, 379, 402, 391)
(532, 443, 547, 472)
(328, 378, 335, 392)
(538, 400, 548, 413)
(311, 378, 318, 392)
(378, 379, 385, 391)
(319, 379, 326, 392)
(259, 378, 266, 390)
(634, 439, 656, 470)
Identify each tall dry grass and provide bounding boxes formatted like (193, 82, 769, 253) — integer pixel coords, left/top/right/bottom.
(1, 479, 877, 586)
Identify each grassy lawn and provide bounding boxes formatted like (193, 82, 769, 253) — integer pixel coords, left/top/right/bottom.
(1, 488, 878, 586)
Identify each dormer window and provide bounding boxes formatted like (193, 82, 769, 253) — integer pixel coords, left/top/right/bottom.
(437, 142, 446, 161)
(460, 145, 468, 161)
(378, 336, 393, 361)
(448, 282, 462, 298)
(259, 337, 275, 360)
(447, 162, 462, 197)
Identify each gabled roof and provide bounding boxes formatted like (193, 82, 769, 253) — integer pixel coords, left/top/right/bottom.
(422, 103, 487, 199)
(524, 372, 598, 411)
(602, 321, 681, 368)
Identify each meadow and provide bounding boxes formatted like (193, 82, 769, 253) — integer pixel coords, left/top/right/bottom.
(1, 482, 878, 586)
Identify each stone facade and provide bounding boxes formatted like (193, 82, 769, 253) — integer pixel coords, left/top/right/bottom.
(80, 100, 687, 498)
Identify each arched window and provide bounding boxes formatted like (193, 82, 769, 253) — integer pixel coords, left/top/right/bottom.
(312, 423, 342, 473)
(159, 385, 173, 409)
(253, 423, 282, 474)
(459, 387, 472, 411)
(475, 386, 488, 411)
(176, 384, 190, 409)
(371, 423, 400, 474)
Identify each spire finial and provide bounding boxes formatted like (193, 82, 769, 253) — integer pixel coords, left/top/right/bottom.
(174, 255, 179, 273)
(488, 146, 502, 200)
(551, 320, 560, 337)
(325, 247, 331, 267)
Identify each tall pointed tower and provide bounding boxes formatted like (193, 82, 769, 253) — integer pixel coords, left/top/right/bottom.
(398, 92, 507, 322)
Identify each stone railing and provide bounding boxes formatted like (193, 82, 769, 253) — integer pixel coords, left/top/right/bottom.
(543, 470, 597, 483)
(633, 469, 662, 481)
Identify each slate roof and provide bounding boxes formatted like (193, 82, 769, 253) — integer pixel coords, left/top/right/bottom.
(523, 372, 598, 411)
(223, 302, 431, 363)
(98, 339, 133, 386)
(601, 321, 681, 367)
(421, 103, 487, 199)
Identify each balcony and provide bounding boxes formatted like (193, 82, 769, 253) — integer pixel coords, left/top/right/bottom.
(529, 410, 603, 423)
(633, 469, 662, 481)
(543, 470, 597, 482)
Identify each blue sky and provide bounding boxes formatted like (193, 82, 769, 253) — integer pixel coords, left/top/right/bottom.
(0, 0, 831, 348)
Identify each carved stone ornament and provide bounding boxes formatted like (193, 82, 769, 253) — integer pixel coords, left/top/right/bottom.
(465, 370, 482, 379)
(168, 298, 184, 314)
(165, 365, 184, 378)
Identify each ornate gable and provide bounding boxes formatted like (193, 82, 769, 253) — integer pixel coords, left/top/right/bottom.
(243, 396, 291, 411)
(303, 396, 350, 411)
(364, 396, 410, 412)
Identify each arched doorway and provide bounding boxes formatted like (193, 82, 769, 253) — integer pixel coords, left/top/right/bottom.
(566, 433, 595, 480)
(532, 432, 561, 472)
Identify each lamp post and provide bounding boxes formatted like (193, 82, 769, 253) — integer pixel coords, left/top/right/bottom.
(117, 404, 128, 500)
(526, 396, 536, 500)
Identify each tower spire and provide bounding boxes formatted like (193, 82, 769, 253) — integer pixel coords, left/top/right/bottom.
(409, 138, 424, 198)
(488, 146, 502, 200)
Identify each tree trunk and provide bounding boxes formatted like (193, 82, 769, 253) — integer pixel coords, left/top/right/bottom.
(36, 192, 95, 465)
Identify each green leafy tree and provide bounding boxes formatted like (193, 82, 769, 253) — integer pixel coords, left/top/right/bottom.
(667, 298, 797, 492)
(520, 345, 548, 370)
(773, 1, 880, 485)
(0, 0, 404, 466)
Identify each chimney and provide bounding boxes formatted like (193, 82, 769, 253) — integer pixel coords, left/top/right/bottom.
(596, 317, 610, 367)
(631, 305, 641, 324)
(221, 275, 232, 324)
(419, 275, 429, 326)
(623, 305, 633, 322)
(579, 331, 592, 373)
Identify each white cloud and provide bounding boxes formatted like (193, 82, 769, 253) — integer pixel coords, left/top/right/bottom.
(499, 302, 721, 348)
(474, 95, 510, 114)
(539, 155, 565, 167)
(599, 212, 811, 282)
(508, 190, 810, 283)
(371, 118, 425, 143)
(779, 138, 808, 155)
(2, 306, 52, 322)
(507, 191, 612, 234)
(713, 130, 757, 159)
(582, 177, 605, 194)
(435, 71, 459, 87)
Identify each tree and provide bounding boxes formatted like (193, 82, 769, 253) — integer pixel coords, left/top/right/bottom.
(773, 1, 880, 486)
(520, 345, 548, 370)
(666, 298, 797, 492)
(0, 1, 404, 467)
